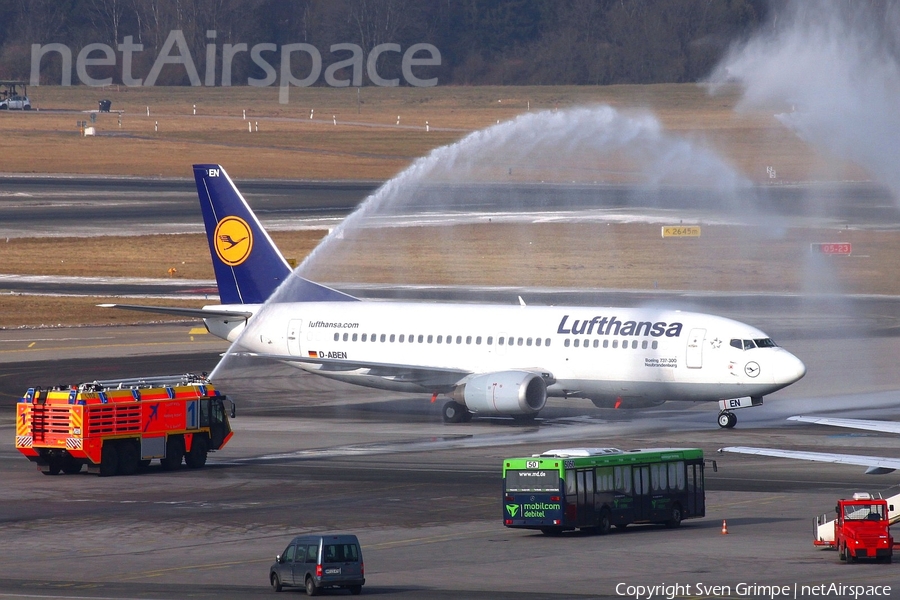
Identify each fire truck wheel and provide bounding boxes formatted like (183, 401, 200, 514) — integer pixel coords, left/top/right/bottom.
(61, 458, 82, 475)
(99, 443, 119, 477)
(186, 435, 208, 468)
(118, 442, 140, 476)
(41, 460, 61, 476)
(161, 435, 185, 470)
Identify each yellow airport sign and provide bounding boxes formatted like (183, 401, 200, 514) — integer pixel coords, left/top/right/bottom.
(661, 226, 701, 238)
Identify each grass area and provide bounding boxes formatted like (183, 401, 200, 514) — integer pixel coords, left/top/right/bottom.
(2, 223, 896, 328)
(0, 83, 886, 328)
(1, 84, 866, 182)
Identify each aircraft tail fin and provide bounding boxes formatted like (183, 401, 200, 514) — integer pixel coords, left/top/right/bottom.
(193, 164, 357, 304)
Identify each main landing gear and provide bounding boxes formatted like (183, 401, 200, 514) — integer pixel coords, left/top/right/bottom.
(442, 400, 472, 423)
(717, 396, 764, 429)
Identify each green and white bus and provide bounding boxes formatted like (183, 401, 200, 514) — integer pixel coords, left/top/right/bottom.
(502, 447, 705, 535)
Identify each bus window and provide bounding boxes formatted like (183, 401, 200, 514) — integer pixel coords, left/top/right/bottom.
(597, 467, 614, 492)
(614, 465, 632, 494)
(565, 469, 577, 497)
(670, 462, 684, 491)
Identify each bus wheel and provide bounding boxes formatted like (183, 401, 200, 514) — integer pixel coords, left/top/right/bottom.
(305, 575, 319, 596)
(597, 509, 611, 535)
(442, 401, 466, 424)
(99, 443, 119, 477)
(185, 435, 208, 468)
(666, 505, 682, 528)
(349, 585, 362, 595)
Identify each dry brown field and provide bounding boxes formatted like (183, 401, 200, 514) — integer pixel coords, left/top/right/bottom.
(0, 84, 892, 328)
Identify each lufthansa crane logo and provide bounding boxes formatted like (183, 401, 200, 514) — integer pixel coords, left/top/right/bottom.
(214, 216, 253, 266)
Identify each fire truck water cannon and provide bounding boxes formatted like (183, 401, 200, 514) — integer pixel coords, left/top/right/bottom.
(15, 374, 234, 477)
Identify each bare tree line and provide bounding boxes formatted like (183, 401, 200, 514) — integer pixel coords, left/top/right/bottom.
(0, 0, 768, 86)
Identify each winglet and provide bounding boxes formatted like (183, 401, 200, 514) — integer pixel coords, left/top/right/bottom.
(192, 164, 357, 304)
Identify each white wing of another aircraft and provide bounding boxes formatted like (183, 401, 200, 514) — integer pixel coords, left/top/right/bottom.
(721, 414, 900, 474)
(787, 415, 900, 435)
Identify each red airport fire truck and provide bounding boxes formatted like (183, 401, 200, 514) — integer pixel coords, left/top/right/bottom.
(814, 493, 893, 563)
(15, 374, 233, 476)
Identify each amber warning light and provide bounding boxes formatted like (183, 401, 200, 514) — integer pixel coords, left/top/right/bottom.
(810, 243, 851, 256)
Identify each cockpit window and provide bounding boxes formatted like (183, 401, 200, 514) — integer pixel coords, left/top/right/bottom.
(731, 338, 778, 350)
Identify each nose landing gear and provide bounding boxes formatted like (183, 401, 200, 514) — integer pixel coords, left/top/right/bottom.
(717, 411, 738, 429)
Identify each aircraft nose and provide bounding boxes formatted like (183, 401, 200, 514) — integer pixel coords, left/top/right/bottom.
(776, 351, 806, 384)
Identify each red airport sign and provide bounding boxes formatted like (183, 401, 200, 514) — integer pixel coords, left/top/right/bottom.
(810, 243, 851, 255)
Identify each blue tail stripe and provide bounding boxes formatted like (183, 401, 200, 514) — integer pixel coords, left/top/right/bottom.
(193, 164, 357, 305)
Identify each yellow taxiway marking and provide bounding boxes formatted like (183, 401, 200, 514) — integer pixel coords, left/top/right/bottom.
(27, 342, 35, 348)
(188, 327, 208, 335)
(0, 339, 225, 355)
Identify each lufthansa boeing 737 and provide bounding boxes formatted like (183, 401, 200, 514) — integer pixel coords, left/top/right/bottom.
(103, 164, 806, 426)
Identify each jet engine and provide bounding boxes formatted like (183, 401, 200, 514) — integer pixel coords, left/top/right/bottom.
(451, 371, 547, 416)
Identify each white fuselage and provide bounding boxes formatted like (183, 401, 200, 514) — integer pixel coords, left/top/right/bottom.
(207, 301, 806, 404)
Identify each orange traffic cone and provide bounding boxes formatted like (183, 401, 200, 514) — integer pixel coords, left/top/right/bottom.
(721, 519, 729, 535)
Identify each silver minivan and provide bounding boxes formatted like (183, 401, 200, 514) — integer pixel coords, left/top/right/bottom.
(270, 534, 365, 595)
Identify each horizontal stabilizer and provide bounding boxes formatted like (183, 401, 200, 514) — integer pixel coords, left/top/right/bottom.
(98, 303, 253, 319)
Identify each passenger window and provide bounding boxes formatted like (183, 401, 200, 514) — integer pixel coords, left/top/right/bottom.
(487, 336, 493, 345)
(498, 337, 504, 346)
(437, 335, 442, 343)
(574, 339, 580, 348)
(517, 338, 523, 346)
(380, 334, 386, 342)
(545, 338, 551, 347)
(343, 333, 348, 342)
(526, 338, 532, 346)
(457, 336, 463, 344)
(652, 341, 658, 350)
(283, 544, 296, 563)
(603, 340, 608, 348)
(334, 333, 339, 341)
(352, 333, 358, 342)
(536, 338, 541, 347)
(427, 335, 433, 343)
(476, 336, 482, 345)
(564, 339, 570, 347)
(361, 334, 367, 342)
(466, 336, 472, 344)
(399, 334, 405, 342)
(632, 340, 638, 349)
(371, 333, 376, 342)
(612, 340, 618, 348)
(409, 334, 414, 343)
(418, 335, 424, 343)
(390, 334, 395, 342)
(593, 340, 598, 348)
(306, 545, 318, 563)
(642, 340, 648, 349)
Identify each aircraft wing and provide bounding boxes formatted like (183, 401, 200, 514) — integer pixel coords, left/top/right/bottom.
(719, 446, 900, 474)
(97, 303, 253, 319)
(788, 415, 900, 435)
(235, 351, 474, 390)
